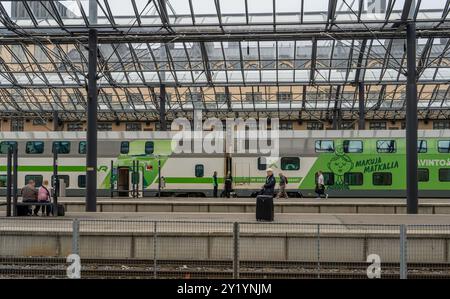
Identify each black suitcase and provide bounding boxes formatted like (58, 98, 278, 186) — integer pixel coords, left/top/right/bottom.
(16, 204, 30, 216)
(56, 204, 65, 216)
(51, 204, 65, 216)
(256, 195, 274, 221)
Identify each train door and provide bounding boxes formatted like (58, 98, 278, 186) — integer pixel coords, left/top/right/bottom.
(234, 161, 250, 186)
(117, 167, 129, 197)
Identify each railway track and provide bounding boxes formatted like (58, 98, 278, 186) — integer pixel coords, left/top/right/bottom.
(1, 257, 449, 279)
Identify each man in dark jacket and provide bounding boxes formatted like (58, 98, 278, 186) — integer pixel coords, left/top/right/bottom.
(261, 168, 276, 196)
(224, 171, 233, 198)
(212, 171, 218, 198)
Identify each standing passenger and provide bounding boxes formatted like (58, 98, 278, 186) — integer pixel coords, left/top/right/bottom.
(276, 172, 289, 199)
(261, 168, 276, 196)
(21, 180, 38, 216)
(212, 171, 218, 198)
(224, 171, 233, 198)
(315, 171, 328, 199)
(37, 180, 52, 216)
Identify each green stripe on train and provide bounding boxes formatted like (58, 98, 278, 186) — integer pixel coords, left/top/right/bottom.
(159, 177, 302, 184)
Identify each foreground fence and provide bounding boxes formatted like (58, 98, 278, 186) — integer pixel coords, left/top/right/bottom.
(0, 218, 449, 279)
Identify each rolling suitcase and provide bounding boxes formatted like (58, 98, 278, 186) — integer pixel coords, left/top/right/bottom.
(54, 204, 65, 216)
(256, 195, 274, 222)
(16, 204, 30, 216)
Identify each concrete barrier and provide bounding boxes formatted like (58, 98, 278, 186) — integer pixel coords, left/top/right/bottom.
(1, 230, 449, 263)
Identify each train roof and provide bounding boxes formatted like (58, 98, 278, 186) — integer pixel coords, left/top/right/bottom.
(0, 130, 450, 141)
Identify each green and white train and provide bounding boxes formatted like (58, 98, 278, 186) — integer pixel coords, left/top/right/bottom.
(0, 130, 450, 198)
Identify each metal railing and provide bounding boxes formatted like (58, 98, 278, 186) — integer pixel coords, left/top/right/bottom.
(0, 218, 449, 279)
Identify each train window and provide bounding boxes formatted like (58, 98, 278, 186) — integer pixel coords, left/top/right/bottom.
(145, 141, 154, 154)
(315, 140, 334, 153)
(0, 175, 6, 187)
(78, 175, 86, 188)
(25, 175, 43, 187)
(373, 172, 392, 185)
(120, 141, 129, 154)
(344, 173, 363, 185)
(257, 157, 267, 171)
(315, 172, 334, 185)
(195, 164, 204, 177)
(281, 157, 300, 171)
(26, 141, 44, 154)
(0, 141, 17, 154)
(343, 140, 363, 153)
(52, 175, 70, 188)
(439, 169, 450, 182)
(438, 141, 450, 153)
(376, 140, 396, 153)
(79, 141, 87, 154)
(52, 141, 71, 154)
(418, 168, 429, 182)
(417, 140, 427, 153)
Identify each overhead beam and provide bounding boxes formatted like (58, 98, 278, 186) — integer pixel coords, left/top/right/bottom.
(1, 28, 449, 44)
(199, 42, 213, 85)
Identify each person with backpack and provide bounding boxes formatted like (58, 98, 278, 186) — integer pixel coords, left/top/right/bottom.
(276, 172, 289, 199)
(315, 171, 329, 199)
(36, 180, 52, 216)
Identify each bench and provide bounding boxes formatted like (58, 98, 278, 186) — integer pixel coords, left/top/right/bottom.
(17, 202, 53, 207)
(16, 202, 56, 216)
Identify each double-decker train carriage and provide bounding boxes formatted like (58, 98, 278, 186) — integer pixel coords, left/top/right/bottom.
(0, 130, 449, 198)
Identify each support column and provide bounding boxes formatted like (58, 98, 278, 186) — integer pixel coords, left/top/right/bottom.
(358, 82, 365, 130)
(332, 109, 339, 130)
(12, 144, 18, 216)
(89, 0, 98, 25)
(86, 29, 98, 212)
(53, 146, 59, 216)
(53, 111, 59, 131)
(406, 22, 418, 214)
(6, 148, 12, 217)
(159, 84, 167, 131)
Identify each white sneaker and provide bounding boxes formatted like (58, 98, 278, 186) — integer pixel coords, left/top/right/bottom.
(325, 194, 329, 199)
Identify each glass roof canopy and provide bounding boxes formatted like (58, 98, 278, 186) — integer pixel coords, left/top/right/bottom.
(0, 0, 449, 122)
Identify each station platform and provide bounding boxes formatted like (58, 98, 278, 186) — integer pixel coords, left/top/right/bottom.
(2, 197, 450, 214)
(1, 212, 450, 264)
(20, 211, 450, 224)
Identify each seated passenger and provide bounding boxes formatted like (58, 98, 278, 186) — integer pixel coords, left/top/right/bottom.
(21, 180, 38, 216)
(36, 180, 52, 216)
